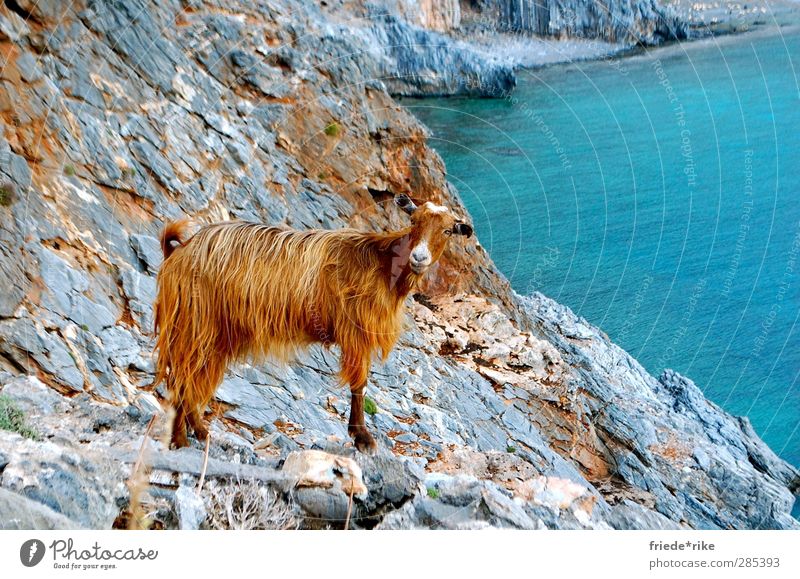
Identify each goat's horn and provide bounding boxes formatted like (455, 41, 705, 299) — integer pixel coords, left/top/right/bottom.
(395, 194, 418, 215)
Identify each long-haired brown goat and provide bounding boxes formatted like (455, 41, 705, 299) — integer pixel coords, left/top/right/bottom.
(154, 195, 472, 452)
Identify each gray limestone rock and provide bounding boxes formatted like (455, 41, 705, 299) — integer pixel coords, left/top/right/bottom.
(0, 432, 126, 529)
(0, 488, 81, 530)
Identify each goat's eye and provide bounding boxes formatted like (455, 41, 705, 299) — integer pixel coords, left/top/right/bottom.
(444, 228, 453, 236)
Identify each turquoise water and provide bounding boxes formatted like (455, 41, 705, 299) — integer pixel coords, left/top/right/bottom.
(405, 29, 800, 471)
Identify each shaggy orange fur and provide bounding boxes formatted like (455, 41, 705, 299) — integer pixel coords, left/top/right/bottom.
(153, 197, 472, 451)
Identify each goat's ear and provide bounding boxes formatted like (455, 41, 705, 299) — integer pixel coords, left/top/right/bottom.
(453, 222, 473, 237)
(395, 194, 418, 215)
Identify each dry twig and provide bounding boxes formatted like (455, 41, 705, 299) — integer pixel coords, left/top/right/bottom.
(126, 415, 157, 530)
(196, 434, 211, 492)
(344, 485, 355, 530)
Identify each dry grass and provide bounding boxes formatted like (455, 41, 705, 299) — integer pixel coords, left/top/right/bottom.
(125, 415, 158, 530)
(203, 478, 299, 530)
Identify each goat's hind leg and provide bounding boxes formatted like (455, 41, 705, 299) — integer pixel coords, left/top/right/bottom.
(187, 406, 209, 441)
(187, 361, 224, 442)
(171, 401, 189, 448)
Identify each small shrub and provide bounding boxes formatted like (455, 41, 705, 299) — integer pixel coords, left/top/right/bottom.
(0, 395, 39, 439)
(64, 164, 76, 176)
(426, 486, 440, 499)
(203, 478, 299, 530)
(80, 324, 90, 332)
(323, 121, 340, 137)
(0, 183, 16, 207)
(363, 396, 377, 416)
(506, 445, 516, 454)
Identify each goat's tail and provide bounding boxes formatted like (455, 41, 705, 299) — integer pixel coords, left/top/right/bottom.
(160, 219, 192, 259)
(154, 219, 191, 387)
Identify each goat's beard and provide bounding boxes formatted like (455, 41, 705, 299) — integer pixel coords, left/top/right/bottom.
(388, 264, 424, 294)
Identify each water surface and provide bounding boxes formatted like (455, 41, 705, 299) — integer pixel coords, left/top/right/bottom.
(406, 28, 800, 472)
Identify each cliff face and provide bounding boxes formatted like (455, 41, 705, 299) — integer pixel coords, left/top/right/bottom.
(0, 0, 796, 530)
(390, 0, 463, 32)
(462, 0, 688, 43)
(311, 0, 690, 97)
(319, 0, 516, 97)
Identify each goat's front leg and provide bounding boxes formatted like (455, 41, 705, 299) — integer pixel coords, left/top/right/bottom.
(348, 388, 377, 454)
(341, 347, 378, 453)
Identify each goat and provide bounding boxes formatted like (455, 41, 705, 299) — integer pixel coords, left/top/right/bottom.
(153, 195, 473, 452)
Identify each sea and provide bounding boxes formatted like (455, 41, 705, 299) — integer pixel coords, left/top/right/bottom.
(404, 28, 800, 477)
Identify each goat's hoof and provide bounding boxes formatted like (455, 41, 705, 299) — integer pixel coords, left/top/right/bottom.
(353, 433, 378, 455)
(193, 426, 209, 441)
(171, 433, 189, 449)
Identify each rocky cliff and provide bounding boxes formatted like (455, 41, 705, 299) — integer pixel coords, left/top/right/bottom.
(461, 0, 688, 43)
(295, 0, 691, 97)
(0, 0, 796, 530)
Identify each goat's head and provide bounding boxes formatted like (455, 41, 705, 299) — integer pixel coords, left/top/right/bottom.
(394, 194, 473, 275)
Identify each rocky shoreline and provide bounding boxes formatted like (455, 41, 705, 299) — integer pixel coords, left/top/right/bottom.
(670, 0, 800, 35)
(0, 0, 797, 530)
(425, 0, 800, 91)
